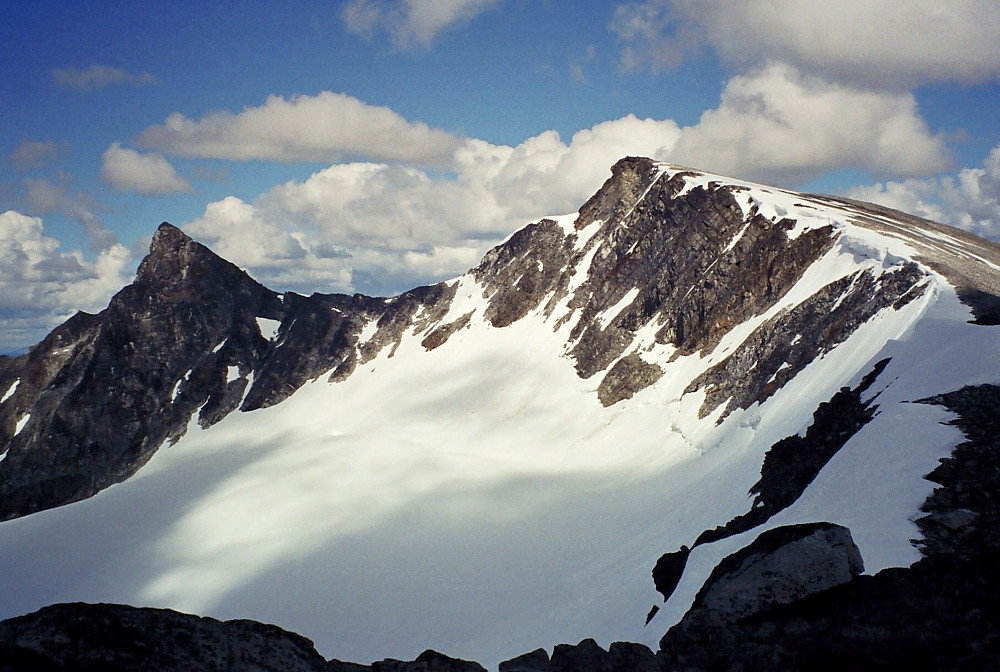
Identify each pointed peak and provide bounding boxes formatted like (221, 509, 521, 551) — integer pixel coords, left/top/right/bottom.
(138, 221, 222, 285)
(574, 156, 663, 231)
(150, 222, 192, 250)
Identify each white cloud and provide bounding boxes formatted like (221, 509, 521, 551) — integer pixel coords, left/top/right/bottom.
(101, 143, 192, 195)
(136, 91, 461, 166)
(0, 211, 133, 352)
(52, 64, 157, 91)
(850, 143, 1000, 240)
(612, 0, 1000, 87)
(669, 64, 950, 184)
(341, 0, 501, 49)
(177, 76, 955, 299)
(182, 114, 682, 296)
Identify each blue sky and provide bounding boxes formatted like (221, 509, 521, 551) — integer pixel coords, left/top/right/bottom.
(2, 1, 1000, 352)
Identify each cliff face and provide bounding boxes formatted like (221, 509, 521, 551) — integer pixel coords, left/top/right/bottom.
(0, 224, 461, 519)
(0, 224, 282, 519)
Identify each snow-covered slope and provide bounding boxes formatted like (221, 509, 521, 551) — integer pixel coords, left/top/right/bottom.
(1, 158, 999, 669)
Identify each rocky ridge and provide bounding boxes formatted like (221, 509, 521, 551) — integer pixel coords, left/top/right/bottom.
(0, 157, 952, 519)
(0, 603, 486, 672)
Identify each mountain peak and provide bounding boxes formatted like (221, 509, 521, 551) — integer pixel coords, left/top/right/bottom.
(137, 221, 221, 286)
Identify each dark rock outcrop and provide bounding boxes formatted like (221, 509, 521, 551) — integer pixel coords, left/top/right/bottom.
(0, 223, 282, 520)
(651, 545, 691, 604)
(656, 384, 1000, 670)
(499, 638, 661, 672)
(678, 523, 864, 632)
(687, 268, 923, 420)
(0, 225, 459, 520)
(0, 602, 330, 672)
(367, 649, 486, 672)
(498, 648, 550, 672)
(0, 603, 488, 672)
(693, 358, 891, 549)
(596, 353, 663, 406)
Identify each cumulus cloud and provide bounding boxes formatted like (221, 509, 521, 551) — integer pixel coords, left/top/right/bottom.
(612, 0, 1000, 87)
(136, 91, 461, 166)
(341, 0, 501, 49)
(52, 64, 158, 91)
(850, 143, 1000, 241)
(670, 64, 949, 184)
(177, 74, 955, 298)
(0, 211, 133, 353)
(101, 143, 192, 195)
(9, 140, 61, 171)
(183, 114, 682, 296)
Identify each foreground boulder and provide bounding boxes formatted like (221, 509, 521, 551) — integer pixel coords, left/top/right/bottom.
(675, 522, 864, 637)
(0, 603, 485, 672)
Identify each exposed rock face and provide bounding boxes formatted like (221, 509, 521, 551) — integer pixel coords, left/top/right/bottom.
(0, 603, 488, 672)
(679, 523, 864, 631)
(364, 649, 486, 672)
(498, 648, 550, 672)
(563, 159, 839, 384)
(691, 358, 891, 550)
(241, 290, 384, 410)
(0, 602, 330, 672)
(656, 385, 1000, 670)
(916, 384, 1000, 563)
(687, 268, 923, 419)
(473, 219, 573, 328)
(651, 545, 691, 604)
(0, 225, 460, 520)
(596, 353, 663, 406)
(500, 638, 661, 672)
(0, 224, 283, 520)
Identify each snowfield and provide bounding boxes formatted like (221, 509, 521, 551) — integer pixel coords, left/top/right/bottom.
(2, 165, 999, 669)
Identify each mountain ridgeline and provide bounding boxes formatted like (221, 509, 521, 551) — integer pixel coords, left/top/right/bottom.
(2, 157, 1000, 670)
(0, 157, 940, 519)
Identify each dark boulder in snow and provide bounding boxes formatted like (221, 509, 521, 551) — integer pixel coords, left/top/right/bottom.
(677, 522, 864, 634)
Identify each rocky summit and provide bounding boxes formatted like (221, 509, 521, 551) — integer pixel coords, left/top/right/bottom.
(2, 157, 1000, 669)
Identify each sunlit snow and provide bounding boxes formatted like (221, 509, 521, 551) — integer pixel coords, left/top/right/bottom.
(0, 379, 17, 404)
(256, 317, 281, 341)
(13, 414, 29, 436)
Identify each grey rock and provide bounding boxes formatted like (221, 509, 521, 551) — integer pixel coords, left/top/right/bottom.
(0, 602, 329, 672)
(682, 523, 864, 630)
(0, 223, 282, 520)
(597, 353, 663, 406)
(499, 647, 550, 671)
(370, 649, 487, 672)
(473, 219, 574, 328)
(687, 267, 924, 420)
(546, 638, 661, 672)
(0, 225, 457, 520)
